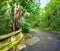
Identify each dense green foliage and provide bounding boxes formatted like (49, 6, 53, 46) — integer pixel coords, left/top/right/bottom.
(0, 0, 15, 35)
(0, 16, 12, 35)
(39, 0, 60, 31)
(33, 0, 60, 31)
(19, 0, 40, 28)
(0, 0, 60, 35)
(19, 18, 30, 33)
(0, 6, 12, 35)
(25, 3, 40, 28)
(0, 0, 38, 34)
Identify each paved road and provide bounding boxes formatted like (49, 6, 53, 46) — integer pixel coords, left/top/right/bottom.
(21, 29, 60, 51)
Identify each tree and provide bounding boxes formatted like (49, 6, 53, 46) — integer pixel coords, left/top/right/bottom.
(0, 0, 40, 34)
(39, 0, 60, 31)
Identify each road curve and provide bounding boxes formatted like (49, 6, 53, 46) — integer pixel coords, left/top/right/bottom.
(21, 29, 60, 51)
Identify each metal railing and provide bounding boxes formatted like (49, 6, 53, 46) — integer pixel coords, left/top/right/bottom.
(0, 29, 23, 51)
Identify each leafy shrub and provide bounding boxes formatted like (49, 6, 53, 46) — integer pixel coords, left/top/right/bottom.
(0, 16, 12, 35)
(24, 33, 32, 39)
(39, 0, 60, 32)
(19, 18, 30, 33)
(26, 42, 34, 46)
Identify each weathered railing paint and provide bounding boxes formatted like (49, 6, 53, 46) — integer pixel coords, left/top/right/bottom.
(0, 29, 23, 51)
(0, 29, 22, 40)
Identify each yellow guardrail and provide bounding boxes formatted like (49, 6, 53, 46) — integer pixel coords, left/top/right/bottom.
(0, 29, 22, 40)
(0, 29, 23, 51)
